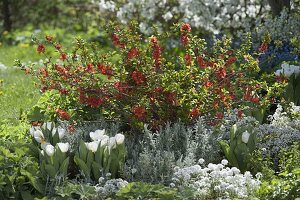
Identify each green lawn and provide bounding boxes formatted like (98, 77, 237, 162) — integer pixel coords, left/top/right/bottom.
(0, 45, 40, 124)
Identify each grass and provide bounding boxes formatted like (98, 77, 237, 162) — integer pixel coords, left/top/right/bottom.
(0, 45, 40, 124)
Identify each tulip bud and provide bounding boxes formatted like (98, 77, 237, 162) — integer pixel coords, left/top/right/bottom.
(242, 131, 250, 143)
(115, 133, 125, 145)
(45, 144, 55, 156)
(34, 130, 44, 143)
(57, 127, 66, 139)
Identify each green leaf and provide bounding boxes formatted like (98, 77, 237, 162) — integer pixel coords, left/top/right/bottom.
(79, 141, 88, 162)
(92, 161, 101, 181)
(20, 169, 44, 194)
(21, 191, 34, 200)
(59, 157, 69, 177)
(45, 164, 57, 178)
(74, 156, 90, 178)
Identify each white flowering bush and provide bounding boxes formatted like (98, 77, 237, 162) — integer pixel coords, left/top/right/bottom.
(255, 9, 300, 43)
(256, 103, 300, 159)
(95, 0, 269, 34)
(171, 159, 261, 199)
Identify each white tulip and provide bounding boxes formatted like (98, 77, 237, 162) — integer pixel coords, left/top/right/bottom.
(33, 130, 44, 143)
(241, 131, 250, 143)
(85, 141, 99, 152)
(57, 127, 66, 139)
(41, 150, 44, 156)
(41, 142, 51, 150)
(29, 126, 35, 136)
(46, 122, 53, 130)
(52, 127, 57, 136)
(57, 142, 70, 153)
(100, 135, 109, 147)
(115, 133, 125, 145)
(108, 137, 117, 151)
(274, 69, 283, 76)
(90, 129, 105, 141)
(45, 144, 55, 156)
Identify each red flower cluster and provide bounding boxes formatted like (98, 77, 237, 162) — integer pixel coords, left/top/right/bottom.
(150, 37, 162, 68)
(37, 44, 45, 54)
(197, 56, 207, 68)
(128, 47, 139, 59)
(185, 54, 192, 66)
(189, 107, 200, 119)
(45, 35, 53, 42)
(225, 56, 237, 67)
(244, 87, 260, 103)
(56, 109, 70, 121)
(112, 33, 125, 48)
(180, 23, 191, 46)
(55, 43, 62, 50)
(86, 63, 95, 73)
(132, 105, 146, 120)
(97, 63, 113, 79)
(132, 70, 146, 85)
(79, 90, 106, 108)
(60, 53, 67, 61)
(259, 42, 268, 53)
(216, 67, 227, 79)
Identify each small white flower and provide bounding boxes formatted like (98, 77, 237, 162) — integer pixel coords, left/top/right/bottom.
(131, 168, 137, 174)
(90, 129, 105, 141)
(33, 130, 44, 143)
(198, 158, 205, 164)
(41, 150, 44, 156)
(242, 131, 250, 143)
(221, 159, 228, 166)
(85, 141, 99, 153)
(45, 144, 55, 156)
(57, 142, 69, 153)
(162, 11, 173, 21)
(115, 133, 125, 145)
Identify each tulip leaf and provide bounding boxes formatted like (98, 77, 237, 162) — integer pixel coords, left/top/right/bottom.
(92, 161, 102, 180)
(74, 156, 90, 178)
(45, 164, 56, 178)
(79, 140, 88, 162)
(86, 151, 94, 170)
(59, 157, 69, 177)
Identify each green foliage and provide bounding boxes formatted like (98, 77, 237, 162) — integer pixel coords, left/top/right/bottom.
(284, 72, 300, 105)
(116, 182, 186, 200)
(219, 122, 257, 172)
(0, 139, 44, 199)
(54, 181, 97, 200)
(257, 143, 300, 199)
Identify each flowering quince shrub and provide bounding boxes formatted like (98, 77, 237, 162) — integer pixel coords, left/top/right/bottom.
(20, 22, 285, 129)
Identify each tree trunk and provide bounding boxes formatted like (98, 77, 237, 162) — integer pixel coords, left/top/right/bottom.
(268, 0, 291, 16)
(2, 0, 12, 31)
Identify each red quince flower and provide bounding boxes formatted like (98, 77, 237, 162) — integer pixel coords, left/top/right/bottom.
(185, 54, 192, 66)
(55, 43, 62, 50)
(259, 42, 268, 53)
(181, 23, 192, 32)
(216, 68, 227, 79)
(128, 47, 139, 59)
(132, 105, 146, 120)
(60, 53, 67, 61)
(132, 70, 146, 85)
(45, 35, 53, 42)
(37, 44, 45, 53)
(56, 109, 70, 121)
(190, 107, 200, 119)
